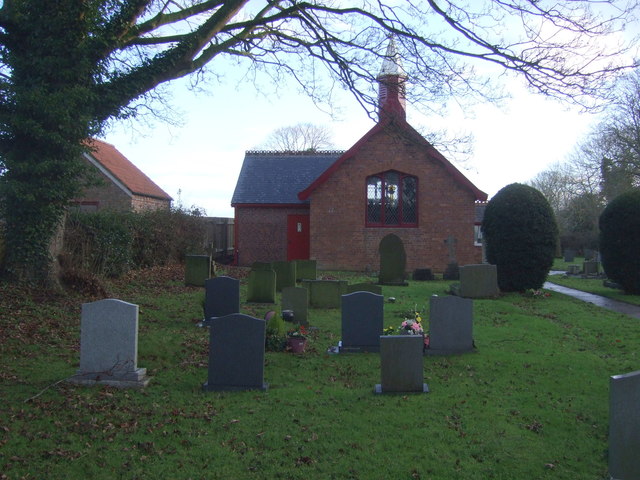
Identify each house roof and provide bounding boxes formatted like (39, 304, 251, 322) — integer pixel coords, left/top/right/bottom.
(298, 104, 488, 202)
(85, 139, 173, 201)
(231, 151, 342, 206)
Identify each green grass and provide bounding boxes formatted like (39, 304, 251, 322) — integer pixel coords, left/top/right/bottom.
(550, 257, 640, 306)
(1, 264, 639, 479)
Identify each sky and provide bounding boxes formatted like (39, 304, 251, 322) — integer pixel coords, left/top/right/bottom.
(102, 60, 599, 218)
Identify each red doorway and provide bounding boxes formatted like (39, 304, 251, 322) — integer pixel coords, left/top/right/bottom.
(287, 214, 310, 261)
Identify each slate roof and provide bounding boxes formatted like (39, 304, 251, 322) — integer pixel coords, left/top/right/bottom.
(85, 139, 173, 201)
(231, 151, 342, 206)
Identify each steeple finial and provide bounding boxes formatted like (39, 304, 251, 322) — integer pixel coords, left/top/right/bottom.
(377, 36, 407, 121)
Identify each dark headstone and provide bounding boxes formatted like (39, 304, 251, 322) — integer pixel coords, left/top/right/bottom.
(457, 264, 499, 298)
(247, 269, 276, 303)
(412, 269, 434, 281)
(563, 249, 576, 262)
(426, 295, 474, 355)
(346, 282, 383, 295)
(185, 255, 211, 287)
(339, 291, 384, 353)
(70, 299, 150, 388)
(204, 276, 240, 320)
(442, 262, 460, 281)
(202, 313, 267, 392)
(378, 234, 407, 285)
(375, 335, 429, 394)
(282, 286, 309, 326)
(272, 261, 296, 292)
(566, 264, 580, 275)
(609, 370, 640, 479)
(583, 260, 599, 275)
(295, 259, 317, 281)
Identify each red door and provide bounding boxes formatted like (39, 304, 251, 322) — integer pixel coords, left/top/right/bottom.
(287, 214, 310, 261)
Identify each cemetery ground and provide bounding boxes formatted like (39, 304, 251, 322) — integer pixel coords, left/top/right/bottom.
(1, 264, 639, 479)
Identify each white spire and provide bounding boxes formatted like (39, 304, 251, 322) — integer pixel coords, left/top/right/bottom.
(378, 36, 406, 78)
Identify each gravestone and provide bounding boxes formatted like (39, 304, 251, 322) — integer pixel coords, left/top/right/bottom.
(609, 370, 640, 479)
(301, 279, 348, 308)
(281, 286, 309, 326)
(378, 234, 407, 285)
(339, 291, 384, 353)
(272, 261, 296, 292)
(295, 260, 317, 281)
(563, 249, 576, 262)
(566, 264, 581, 275)
(456, 264, 499, 298)
(185, 255, 211, 287)
(204, 276, 240, 320)
(426, 295, 474, 355)
(202, 313, 267, 392)
(583, 260, 599, 275)
(375, 335, 429, 394)
(442, 236, 459, 281)
(346, 282, 383, 295)
(70, 299, 150, 388)
(412, 269, 434, 281)
(247, 269, 276, 303)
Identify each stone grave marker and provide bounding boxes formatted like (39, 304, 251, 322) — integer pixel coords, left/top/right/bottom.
(202, 313, 267, 392)
(204, 276, 240, 320)
(412, 269, 434, 281)
(442, 236, 459, 281)
(566, 264, 581, 275)
(426, 295, 474, 355)
(281, 286, 309, 326)
(272, 260, 296, 292)
(563, 249, 576, 262)
(247, 269, 276, 303)
(346, 282, 383, 295)
(295, 259, 317, 281)
(456, 264, 499, 298)
(185, 254, 211, 287)
(609, 370, 640, 480)
(375, 335, 429, 394)
(378, 234, 407, 285)
(301, 279, 348, 308)
(583, 260, 599, 275)
(70, 299, 150, 388)
(339, 291, 384, 353)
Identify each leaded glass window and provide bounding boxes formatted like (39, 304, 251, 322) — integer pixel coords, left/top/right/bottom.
(366, 171, 417, 226)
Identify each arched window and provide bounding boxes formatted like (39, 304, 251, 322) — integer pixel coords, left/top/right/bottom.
(366, 171, 417, 226)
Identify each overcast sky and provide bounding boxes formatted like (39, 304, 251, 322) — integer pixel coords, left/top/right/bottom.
(102, 59, 599, 218)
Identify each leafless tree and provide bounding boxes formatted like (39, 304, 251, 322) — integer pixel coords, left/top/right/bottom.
(259, 123, 335, 151)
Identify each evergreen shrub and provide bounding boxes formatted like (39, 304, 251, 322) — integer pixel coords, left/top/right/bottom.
(599, 189, 640, 294)
(482, 183, 558, 291)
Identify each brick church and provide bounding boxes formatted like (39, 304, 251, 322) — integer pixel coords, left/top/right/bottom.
(231, 40, 487, 273)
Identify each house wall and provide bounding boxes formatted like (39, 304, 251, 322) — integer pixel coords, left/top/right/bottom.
(131, 195, 171, 212)
(308, 126, 482, 273)
(235, 206, 308, 266)
(77, 170, 133, 211)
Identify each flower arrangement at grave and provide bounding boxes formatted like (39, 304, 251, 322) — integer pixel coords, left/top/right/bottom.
(287, 325, 308, 338)
(383, 307, 429, 349)
(286, 325, 308, 353)
(526, 288, 551, 299)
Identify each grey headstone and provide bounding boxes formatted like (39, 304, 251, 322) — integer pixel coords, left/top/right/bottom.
(443, 262, 459, 281)
(566, 264, 580, 275)
(272, 261, 296, 292)
(378, 234, 407, 285)
(583, 260, 599, 275)
(71, 299, 149, 388)
(412, 269, 434, 281)
(339, 291, 384, 353)
(445, 235, 458, 263)
(426, 295, 474, 355)
(457, 264, 499, 298)
(609, 370, 640, 480)
(301, 279, 348, 308)
(282, 286, 309, 326)
(202, 313, 267, 392)
(375, 335, 428, 394)
(247, 269, 276, 303)
(346, 282, 383, 295)
(204, 276, 240, 319)
(185, 255, 211, 287)
(563, 249, 576, 262)
(295, 259, 317, 281)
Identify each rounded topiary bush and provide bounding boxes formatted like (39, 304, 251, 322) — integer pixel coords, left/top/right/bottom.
(482, 183, 558, 292)
(599, 189, 640, 294)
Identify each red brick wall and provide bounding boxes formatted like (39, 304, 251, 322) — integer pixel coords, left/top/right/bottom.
(131, 195, 171, 212)
(235, 206, 309, 266)
(308, 126, 482, 273)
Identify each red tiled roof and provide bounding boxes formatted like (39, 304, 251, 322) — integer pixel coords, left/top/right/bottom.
(85, 139, 173, 201)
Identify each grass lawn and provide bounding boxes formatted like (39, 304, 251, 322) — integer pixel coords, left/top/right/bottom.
(1, 264, 639, 479)
(549, 257, 640, 306)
